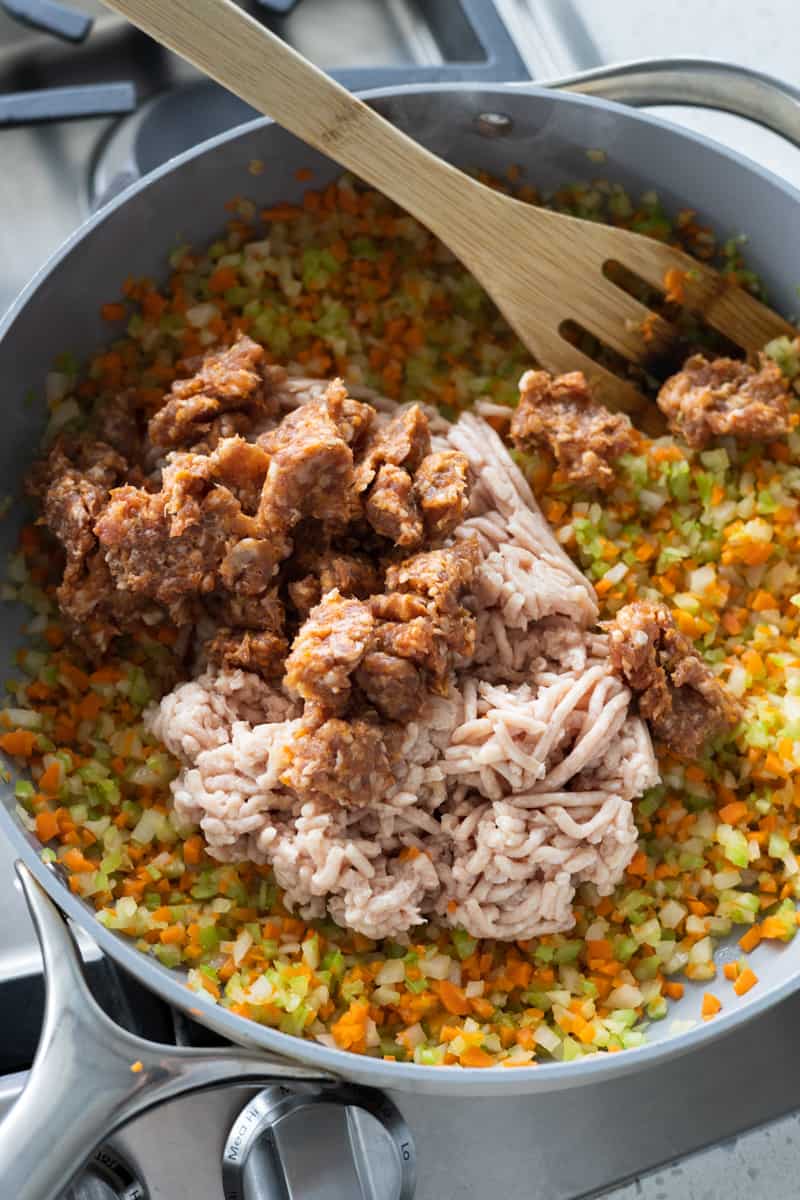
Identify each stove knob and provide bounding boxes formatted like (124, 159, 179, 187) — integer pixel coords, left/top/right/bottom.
(223, 1084, 416, 1200)
(62, 1144, 147, 1200)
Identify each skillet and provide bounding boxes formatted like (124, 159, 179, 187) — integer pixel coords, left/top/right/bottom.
(1, 59, 800, 1199)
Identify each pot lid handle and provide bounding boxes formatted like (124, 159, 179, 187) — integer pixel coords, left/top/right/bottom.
(533, 58, 800, 150)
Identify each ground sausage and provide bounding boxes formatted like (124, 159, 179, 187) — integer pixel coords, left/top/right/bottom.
(94, 485, 243, 615)
(257, 381, 364, 543)
(288, 550, 382, 618)
(384, 539, 479, 613)
(656, 354, 791, 449)
(354, 404, 431, 492)
(148, 334, 279, 450)
(511, 369, 635, 489)
(364, 464, 423, 548)
(355, 650, 424, 721)
(210, 436, 270, 514)
(205, 627, 288, 679)
(413, 450, 470, 540)
(283, 589, 375, 712)
(281, 709, 393, 806)
(606, 600, 740, 757)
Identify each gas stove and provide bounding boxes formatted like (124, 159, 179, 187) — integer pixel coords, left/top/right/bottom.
(4, 3, 800, 1198)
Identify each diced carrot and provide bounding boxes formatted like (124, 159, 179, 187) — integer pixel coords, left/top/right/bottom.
(742, 649, 765, 676)
(505, 960, 533, 988)
(35, 810, 59, 842)
(663, 981, 684, 1000)
(101, 302, 126, 321)
(159, 924, 186, 945)
(626, 851, 648, 877)
(586, 938, 614, 960)
(437, 980, 470, 1016)
(182, 835, 204, 866)
(151, 906, 173, 923)
(261, 204, 302, 221)
(739, 925, 762, 953)
(751, 589, 775, 611)
(0, 730, 37, 756)
(460, 1046, 494, 1068)
(760, 916, 789, 939)
(718, 801, 748, 825)
(208, 266, 238, 293)
(469, 997, 495, 1020)
(701, 992, 721, 1018)
(733, 967, 758, 996)
(38, 762, 62, 794)
(575, 1020, 596, 1046)
(723, 962, 739, 981)
(663, 267, 686, 304)
(62, 847, 95, 873)
(141, 291, 167, 318)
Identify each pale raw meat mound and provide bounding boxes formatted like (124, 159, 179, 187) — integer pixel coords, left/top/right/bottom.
(147, 405, 659, 941)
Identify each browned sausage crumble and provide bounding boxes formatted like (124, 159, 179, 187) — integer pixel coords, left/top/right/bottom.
(605, 600, 740, 757)
(656, 353, 791, 449)
(511, 369, 636, 489)
(30, 337, 474, 793)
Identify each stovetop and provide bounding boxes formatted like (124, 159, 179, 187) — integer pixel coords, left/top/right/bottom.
(3, 2, 800, 1198)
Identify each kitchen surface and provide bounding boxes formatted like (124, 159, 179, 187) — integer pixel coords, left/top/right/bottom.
(2, 2, 800, 1197)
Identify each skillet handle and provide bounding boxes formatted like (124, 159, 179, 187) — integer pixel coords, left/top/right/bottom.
(0, 864, 334, 1200)
(537, 58, 800, 150)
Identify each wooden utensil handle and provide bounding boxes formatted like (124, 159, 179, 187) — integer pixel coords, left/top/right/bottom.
(103, 0, 488, 248)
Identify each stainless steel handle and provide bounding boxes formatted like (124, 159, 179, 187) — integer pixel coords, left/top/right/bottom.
(0, 864, 335, 1200)
(536, 58, 800, 150)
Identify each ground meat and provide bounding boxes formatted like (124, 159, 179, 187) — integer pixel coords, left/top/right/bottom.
(148, 334, 278, 450)
(57, 551, 150, 653)
(287, 575, 322, 620)
(511, 369, 635, 489)
(94, 391, 142, 461)
(219, 536, 277, 596)
(28, 437, 128, 502)
(28, 438, 136, 649)
(384, 539, 479, 613)
(281, 710, 393, 806)
(210, 436, 270, 514)
(606, 600, 740, 756)
(656, 354, 791, 448)
(39, 466, 109, 569)
(207, 587, 285, 632)
(160, 452, 219, 537)
(369, 592, 429, 623)
(95, 485, 243, 613)
(284, 590, 375, 712)
(205, 627, 288, 679)
(355, 650, 424, 721)
(358, 542, 479, 707)
(288, 550, 382, 617)
(354, 404, 431, 492)
(256, 381, 365, 549)
(414, 450, 469, 540)
(364, 464, 423, 548)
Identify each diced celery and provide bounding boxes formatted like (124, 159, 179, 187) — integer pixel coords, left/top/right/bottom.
(452, 928, 477, 960)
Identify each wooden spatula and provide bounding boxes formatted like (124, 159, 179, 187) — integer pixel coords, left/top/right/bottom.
(103, 0, 796, 412)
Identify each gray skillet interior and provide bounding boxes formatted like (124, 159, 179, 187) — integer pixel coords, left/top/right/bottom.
(1, 83, 799, 1096)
